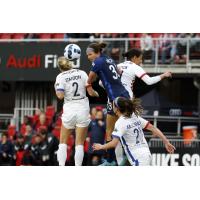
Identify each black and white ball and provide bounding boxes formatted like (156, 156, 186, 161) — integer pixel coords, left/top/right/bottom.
(64, 44, 81, 61)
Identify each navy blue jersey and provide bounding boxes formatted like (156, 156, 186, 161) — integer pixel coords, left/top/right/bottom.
(90, 54, 129, 100)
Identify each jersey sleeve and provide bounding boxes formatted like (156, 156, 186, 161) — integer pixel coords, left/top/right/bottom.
(81, 70, 89, 86)
(116, 64, 123, 74)
(54, 75, 65, 92)
(90, 59, 102, 74)
(112, 121, 126, 139)
(134, 64, 147, 79)
(138, 116, 150, 129)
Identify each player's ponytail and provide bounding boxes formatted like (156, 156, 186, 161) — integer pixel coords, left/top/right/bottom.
(114, 97, 143, 117)
(122, 48, 142, 60)
(131, 98, 143, 116)
(57, 56, 73, 72)
(98, 42, 107, 50)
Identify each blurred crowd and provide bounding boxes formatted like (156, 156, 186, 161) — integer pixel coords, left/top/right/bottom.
(0, 105, 108, 166)
(1, 33, 200, 64)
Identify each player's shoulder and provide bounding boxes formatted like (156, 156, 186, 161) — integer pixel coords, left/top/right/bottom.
(118, 61, 134, 68)
(77, 69, 88, 76)
(94, 56, 105, 65)
(116, 116, 127, 127)
(132, 62, 143, 71)
(56, 72, 63, 80)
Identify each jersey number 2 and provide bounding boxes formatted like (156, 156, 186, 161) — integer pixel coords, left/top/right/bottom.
(134, 128, 141, 144)
(72, 82, 80, 97)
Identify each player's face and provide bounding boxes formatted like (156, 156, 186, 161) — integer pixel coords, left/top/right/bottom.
(132, 55, 143, 66)
(87, 52, 99, 62)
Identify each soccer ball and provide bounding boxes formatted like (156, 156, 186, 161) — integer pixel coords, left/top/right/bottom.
(64, 44, 81, 61)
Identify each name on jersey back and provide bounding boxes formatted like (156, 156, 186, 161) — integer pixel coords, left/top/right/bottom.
(65, 75, 81, 82)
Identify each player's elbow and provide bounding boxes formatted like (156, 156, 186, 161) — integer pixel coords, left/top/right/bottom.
(56, 92, 64, 100)
(87, 87, 93, 96)
(142, 76, 156, 85)
(146, 123, 154, 132)
(148, 125, 159, 136)
(87, 90, 94, 96)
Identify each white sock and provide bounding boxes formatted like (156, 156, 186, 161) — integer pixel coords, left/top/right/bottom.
(74, 145, 84, 166)
(57, 144, 67, 166)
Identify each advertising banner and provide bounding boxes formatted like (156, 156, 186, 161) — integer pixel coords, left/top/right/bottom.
(0, 42, 91, 81)
(150, 146, 200, 166)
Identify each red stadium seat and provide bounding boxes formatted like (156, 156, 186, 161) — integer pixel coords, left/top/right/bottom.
(8, 125, 16, 139)
(128, 33, 135, 38)
(20, 124, 26, 135)
(38, 33, 52, 39)
(134, 40, 141, 48)
(151, 33, 162, 38)
(16, 151, 25, 166)
(128, 33, 135, 48)
(111, 33, 118, 38)
(52, 126, 60, 139)
(84, 140, 89, 153)
(52, 33, 64, 38)
(0, 33, 12, 39)
(135, 33, 142, 38)
(46, 106, 55, 120)
(55, 117, 62, 126)
(12, 33, 26, 39)
(171, 33, 177, 37)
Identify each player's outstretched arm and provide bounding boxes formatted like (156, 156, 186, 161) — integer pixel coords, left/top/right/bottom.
(140, 71, 172, 85)
(93, 138, 119, 151)
(146, 123, 176, 154)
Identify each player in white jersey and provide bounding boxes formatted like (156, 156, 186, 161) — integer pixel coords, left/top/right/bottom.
(117, 48, 172, 98)
(55, 57, 99, 166)
(93, 97, 175, 166)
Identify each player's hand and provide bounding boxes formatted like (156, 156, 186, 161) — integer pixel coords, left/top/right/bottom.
(165, 142, 176, 154)
(163, 71, 172, 78)
(93, 143, 103, 151)
(94, 91, 99, 97)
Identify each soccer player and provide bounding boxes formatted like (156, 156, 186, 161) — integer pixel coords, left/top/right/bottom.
(86, 42, 130, 165)
(117, 48, 172, 98)
(93, 97, 175, 166)
(55, 57, 99, 166)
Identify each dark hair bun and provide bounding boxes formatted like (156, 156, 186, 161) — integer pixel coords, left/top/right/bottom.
(99, 42, 107, 49)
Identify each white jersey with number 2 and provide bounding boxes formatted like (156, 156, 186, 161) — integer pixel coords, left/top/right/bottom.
(55, 69, 90, 129)
(112, 113, 151, 166)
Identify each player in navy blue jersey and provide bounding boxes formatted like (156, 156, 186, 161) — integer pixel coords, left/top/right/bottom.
(86, 42, 130, 165)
